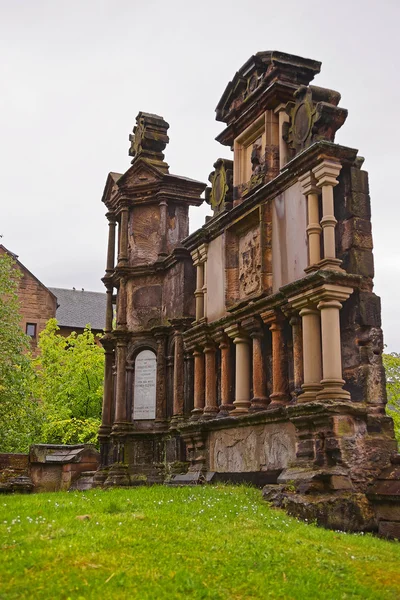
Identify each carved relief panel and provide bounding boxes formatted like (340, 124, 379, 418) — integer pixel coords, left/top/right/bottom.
(238, 227, 261, 297)
(225, 205, 272, 308)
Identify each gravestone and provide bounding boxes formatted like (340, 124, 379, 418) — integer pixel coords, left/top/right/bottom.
(133, 350, 156, 420)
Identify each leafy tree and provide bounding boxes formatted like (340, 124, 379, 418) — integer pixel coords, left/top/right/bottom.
(34, 319, 104, 445)
(0, 252, 42, 452)
(383, 352, 400, 446)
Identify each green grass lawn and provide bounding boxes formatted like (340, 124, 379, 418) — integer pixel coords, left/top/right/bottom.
(1, 485, 399, 599)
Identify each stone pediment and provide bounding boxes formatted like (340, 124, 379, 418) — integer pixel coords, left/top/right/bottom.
(216, 51, 321, 125)
(117, 159, 166, 191)
(101, 171, 122, 206)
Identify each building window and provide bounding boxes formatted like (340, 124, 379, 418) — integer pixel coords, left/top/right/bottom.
(26, 323, 37, 339)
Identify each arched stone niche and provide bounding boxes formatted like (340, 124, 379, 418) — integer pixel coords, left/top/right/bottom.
(132, 349, 157, 420)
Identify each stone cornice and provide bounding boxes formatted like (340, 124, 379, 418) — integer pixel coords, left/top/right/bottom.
(182, 141, 359, 249)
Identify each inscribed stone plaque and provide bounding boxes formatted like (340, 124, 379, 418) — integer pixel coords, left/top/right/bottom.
(133, 350, 156, 420)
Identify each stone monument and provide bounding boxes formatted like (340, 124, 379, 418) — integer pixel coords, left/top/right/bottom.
(94, 53, 400, 537)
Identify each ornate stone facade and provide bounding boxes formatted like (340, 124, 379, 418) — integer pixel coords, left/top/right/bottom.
(96, 51, 400, 537)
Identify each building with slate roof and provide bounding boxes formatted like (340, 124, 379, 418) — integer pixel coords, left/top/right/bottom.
(49, 287, 106, 338)
(0, 244, 105, 348)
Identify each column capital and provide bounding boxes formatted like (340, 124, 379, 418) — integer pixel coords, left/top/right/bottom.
(312, 159, 342, 188)
(152, 326, 169, 342)
(260, 309, 285, 326)
(119, 199, 130, 211)
(190, 248, 201, 266)
(170, 318, 193, 334)
(224, 323, 249, 342)
(288, 283, 353, 311)
(212, 328, 229, 347)
(241, 316, 264, 338)
(106, 211, 117, 223)
(198, 243, 208, 263)
(298, 171, 319, 196)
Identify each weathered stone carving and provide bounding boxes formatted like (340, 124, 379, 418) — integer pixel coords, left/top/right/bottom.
(129, 112, 170, 170)
(205, 158, 233, 215)
(97, 50, 400, 539)
(284, 85, 347, 155)
(239, 228, 261, 297)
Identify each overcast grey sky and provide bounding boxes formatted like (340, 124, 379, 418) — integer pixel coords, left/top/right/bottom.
(1, 0, 399, 350)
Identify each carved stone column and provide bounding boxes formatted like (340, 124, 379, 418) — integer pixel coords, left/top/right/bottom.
(154, 330, 167, 426)
(114, 338, 128, 425)
(116, 277, 127, 330)
(316, 285, 353, 400)
(105, 286, 114, 333)
(261, 311, 289, 407)
(298, 307, 322, 401)
(191, 348, 205, 420)
(274, 103, 290, 169)
(242, 317, 269, 411)
(100, 343, 114, 432)
(158, 198, 168, 258)
(203, 342, 218, 419)
(225, 324, 251, 414)
(312, 160, 343, 270)
(172, 327, 185, 422)
(298, 171, 321, 271)
(289, 314, 303, 398)
(191, 249, 204, 322)
(199, 243, 208, 321)
(106, 212, 117, 274)
(214, 331, 234, 416)
(117, 202, 129, 266)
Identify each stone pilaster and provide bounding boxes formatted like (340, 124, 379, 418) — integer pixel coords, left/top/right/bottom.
(172, 326, 185, 423)
(225, 324, 251, 414)
(274, 103, 290, 169)
(203, 342, 218, 419)
(154, 329, 168, 427)
(191, 348, 205, 420)
(158, 198, 168, 258)
(105, 286, 114, 333)
(116, 277, 127, 330)
(289, 314, 303, 398)
(106, 212, 117, 274)
(114, 338, 128, 425)
(117, 202, 129, 266)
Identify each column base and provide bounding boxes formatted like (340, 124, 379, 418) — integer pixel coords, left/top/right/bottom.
(232, 400, 251, 414)
(103, 463, 130, 488)
(98, 425, 112, 437)
(316, 257, 344, 272)
(154, 419, 169, 431)
(250, 397, 270, 412)
(190, 408, 204, 421)
(269, 392, 289, 408)
(169, 414, 185, 429)
(112, 421, 131, 434)
(298, 383, 323, 403)
(216, 404, 235, 418)
(92, 468, 109, 488)
(202, 405, 219, 419)
(316, 379, 351, 401)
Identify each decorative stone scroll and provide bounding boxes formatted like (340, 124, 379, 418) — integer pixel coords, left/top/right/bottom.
(283, 85, 347, 156)
(205, 158, 233, 215)
(133, 350, 157, 420)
